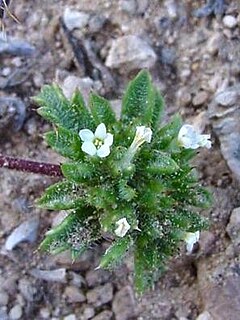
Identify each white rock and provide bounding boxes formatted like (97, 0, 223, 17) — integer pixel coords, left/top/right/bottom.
(9, 305, 22, 320)
(63, 8, 89, 31)
(39, 307, 51, 319)
(64, 315, 76, 320)
(223, 15, 237, 29)
(196, 311, 213, 320)
(165, 0, 178, 19)
(105, 35, 157, 72)
(5, 217, 39, 251)
(30, 268, 67, 283)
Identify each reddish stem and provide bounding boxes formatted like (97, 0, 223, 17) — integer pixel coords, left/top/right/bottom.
(0, 154, 63, 177)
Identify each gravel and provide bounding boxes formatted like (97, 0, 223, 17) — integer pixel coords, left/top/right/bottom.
(86, 283, 113, 307)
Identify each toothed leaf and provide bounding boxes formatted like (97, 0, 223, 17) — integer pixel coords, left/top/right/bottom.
(37, 180, 85, 210)
(89, 93, 116, 126)
(45, 127, 83, 160)
(121, 70, 154, 125)
(99, 236, 133, 269)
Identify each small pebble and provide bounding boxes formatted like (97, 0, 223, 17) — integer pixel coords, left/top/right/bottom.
(64, 286, 86, 303)
(87, 283, 113, 307)
(63, 315, 76, 320)
(5, 217, 39, 251)
(88, 15, 106, 33)
(177, 88, 192, 107)
(63, 8, 89, 31)
(82, 307, 95, 320)
(30, 268, 67, 283)
(0, 308, 8, 320)
(39, 307, 51, 319)
(119, 0, 137, 14)
(0, 291, 9, 306)
(196, 311, 213, 320)
(214, 90, 237, 106)
(105, 35, 157, 72)
(2, 67, 11, 77)
(92, 310, 113, 320)
(223, 15, 237, 29)
(9, 304, 22, 320)
(192, 91, 209, 107)
(112, 286, 137, 320)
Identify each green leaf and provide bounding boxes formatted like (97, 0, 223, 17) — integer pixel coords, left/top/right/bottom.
(39, 209, 95, 254)
(61, 162, 95, 184)
(166, 209, 208, 231)
(37, 180, 85, 210)
(45, 127, 83, 161)
(121, 70, 154, 125)
(134, 237, 155, 293)
(99, 236, 133, 268)
(152, 88, 165, 131)
(118, 181, 136, 202)
(147, 151, 179, 175)
(134, 236, 165, 293)
(89, 93, 116, 126)
(154, 114, 182, 150)
(71, 90, 95, 131)
(35, 85, 94, 133)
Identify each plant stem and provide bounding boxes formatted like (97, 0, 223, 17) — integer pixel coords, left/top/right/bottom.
(0, 154, 63, 177)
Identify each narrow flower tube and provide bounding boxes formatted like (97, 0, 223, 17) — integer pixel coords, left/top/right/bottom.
(129, 126, 153, 152)
(119, 126, 152, 172)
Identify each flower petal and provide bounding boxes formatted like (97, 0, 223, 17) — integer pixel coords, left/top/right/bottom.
(104, 133, 113, 146)
(114, 218, 131, 237)
(95, 123, 107, 140)
(81, 141, 97, 156)
(79, 129, 94, 142)
(178, 124, 212, 150)
(97, 144, 110, 158)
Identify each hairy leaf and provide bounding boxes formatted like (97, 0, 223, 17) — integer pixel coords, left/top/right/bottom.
(37, 180, 85, 210)
(89, 93, 116, 126)
(147, 151, 179, 175)
(61, 162, 95, 184)
(99, 236, 133, 268)
(35, 85, 94, 133)
(45, 127, 83, 161)
(151, 88, 164, 131)
(154, 114, 182, 150)
(39, 209, 95, 254)
(121, 70, 154, 125)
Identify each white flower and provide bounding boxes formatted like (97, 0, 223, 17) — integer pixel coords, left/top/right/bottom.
(114, 218, 131, 237)
(183, 231, 200, 253)
(79, 123, 113, 158)
(130, 126, 152, 152)
(178, 124, 211, 149)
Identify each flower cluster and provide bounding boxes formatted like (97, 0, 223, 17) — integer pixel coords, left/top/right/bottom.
(36, 70, 212, 292)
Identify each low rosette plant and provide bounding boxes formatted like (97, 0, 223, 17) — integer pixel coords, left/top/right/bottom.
(34, 70, 211, 293)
